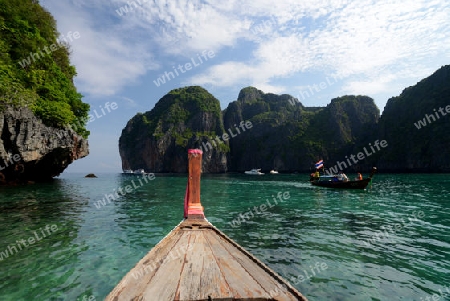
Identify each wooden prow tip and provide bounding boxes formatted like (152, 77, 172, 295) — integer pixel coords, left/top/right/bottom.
(185, 149, 204, 220)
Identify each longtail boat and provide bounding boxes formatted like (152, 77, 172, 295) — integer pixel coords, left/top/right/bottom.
(310, 167, 377, 189)
(106, 149, 308, 301)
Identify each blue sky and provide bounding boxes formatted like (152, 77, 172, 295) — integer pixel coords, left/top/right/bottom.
(40, 0, 450, 173)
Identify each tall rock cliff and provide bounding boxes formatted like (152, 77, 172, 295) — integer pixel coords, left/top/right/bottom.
(377, 65, 450, 171)
(306, 95, 381, 172)
(0, 0, 90, 184)
(119, 65, 449, 173)
(223, 87, 306, 171)
(0, 106, 88, 184)
(223, 87, 380, 172)
(119, 86, 228, 173)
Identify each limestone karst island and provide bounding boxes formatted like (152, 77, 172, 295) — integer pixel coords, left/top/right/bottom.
(1, 1, 450, 301)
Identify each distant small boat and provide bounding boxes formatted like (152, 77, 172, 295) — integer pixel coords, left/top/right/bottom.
(245, 168, 264, 175)
(310, 167, 377, 189)
(270, 170, 279, 174)
(123, 169, 148, 175)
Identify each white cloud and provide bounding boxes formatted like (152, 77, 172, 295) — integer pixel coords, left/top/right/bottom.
(119, 97, 139, 108)
(43, 0, 158, 97)
(191, 0, 450, 101)
(45, 0, 450, 102)
(189, 61, 255, 87)
(112, 0, 252, 54)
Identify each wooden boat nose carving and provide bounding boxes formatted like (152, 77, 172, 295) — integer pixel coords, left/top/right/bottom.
(106, 149, 308, 301)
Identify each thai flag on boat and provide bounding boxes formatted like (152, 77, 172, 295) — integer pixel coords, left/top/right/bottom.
(315, 160, 324, 169)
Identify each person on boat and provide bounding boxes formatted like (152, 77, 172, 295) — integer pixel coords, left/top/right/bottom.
(343, 173, 349, 182)
(314, 170, 320, 179)
(338, 171, 349, 182)
(356, 172, 363, 181)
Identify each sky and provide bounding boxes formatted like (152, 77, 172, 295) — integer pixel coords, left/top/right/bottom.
(39, 0, 450, 173)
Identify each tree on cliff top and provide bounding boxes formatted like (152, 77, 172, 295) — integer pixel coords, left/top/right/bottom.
(0, 0, 89, 138)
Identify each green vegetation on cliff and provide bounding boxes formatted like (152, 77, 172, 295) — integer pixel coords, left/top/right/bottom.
(378, 65, 450, 170)
(224, 89, 380, 171)
(119, 65, 450, 173)
(0, 0, 89, 138)
(133, 86, 223, 138)
(119, 86, 229, 173)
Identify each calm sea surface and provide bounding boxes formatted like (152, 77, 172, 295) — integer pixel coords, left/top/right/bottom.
(0, 173, 449, 301)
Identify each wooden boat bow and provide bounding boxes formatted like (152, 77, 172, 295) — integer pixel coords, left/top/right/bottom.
(184, 149, 205, 220)
(106, 149, 308, 301)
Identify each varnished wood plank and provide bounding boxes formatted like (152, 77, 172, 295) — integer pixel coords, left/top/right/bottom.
(178, 229, 232, 300)
(106, 221, 308, 301)
(209, 225, 308, 301)
(105, 226, 185, 300)
(140, 230, 191, 300)
(186, 150, 204, 219)
(177, 230, 204, 299)
(212, 228, 304, 301)
(204, 229, 271, 299)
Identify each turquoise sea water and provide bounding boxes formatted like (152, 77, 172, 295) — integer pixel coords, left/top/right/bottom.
(0, 173, 449, 301)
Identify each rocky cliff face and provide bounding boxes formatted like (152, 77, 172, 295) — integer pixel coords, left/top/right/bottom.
(120, 86, 380, 173)
(0, 106, 88, 184)
(119, 86, 228, 173)
(376, 65, 450, 172)
(223, 88, 380, 172)
(306, 95, 381, 172)
(119, 65, 450, 174)
(223, 87, 304, 171)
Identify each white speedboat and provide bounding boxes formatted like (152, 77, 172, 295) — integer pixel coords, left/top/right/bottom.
(123, 169, 134, 174)
(133, 169, 146, 174)
(245, 168, 264, 175)
(270, 170, 279, 174)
